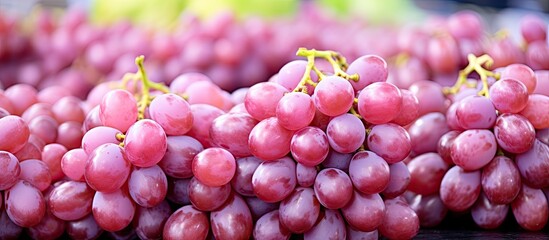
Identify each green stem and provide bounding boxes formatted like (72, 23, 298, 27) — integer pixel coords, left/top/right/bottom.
(135, 55, 171, 119)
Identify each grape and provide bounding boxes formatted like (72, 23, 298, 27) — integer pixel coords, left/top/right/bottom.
(159, 135, 203, 179)
(13, 142, 41, 162)
(486, 36, 525, 69)
(526, 41, 549, 70)
(310, 108, 332, 131)
(56, 121, 84, 150)
(451, 129, 497, 171)
(0, 151, 20, 190)
(253, 210, 291, 240)
(244, 82, 288, 121)
(322, 149, 352, 172)
(481, 156, 521, 205)
(408, 193, 448, 227)
(407, 153, 449, 195)
(252, 157, 296, 203)
(382, 162, 411, 198)
(4, 84, 38, 115)
(42, 143, 67, 181)
(148, 93, 193, 135)
(346, 54, 388, 91)
(187, 104, 225, 148)
(296, 163, 318, 188)
(48, 180, 94, 221)
(166, 178, 191, 206)
(534, 70, 549, 96)
(440, 165, 481, 212)
(61, 148, 87, 181)
(314, 168, 353, 209)
(520, 14, 547, 44)
(304, 209, 346, 240)
(341, 191, 385, 232)
(0, 92, 15, 114)
(456, 95, 497, 129)
(85, 143, 131, 192)
(231, 156, 262, 197)
(489, 78, 529, 113)
(192, 147, 236, 187)
(391, 89, 420, 126)
(494, 113, 536, 154)
(162, 205, 209, 240)
(408, 112, 450, 155)
(82, 106, 102, 132)
(248, 117, 293, 161)
(0, 208, 23, 239)
(0, 115, 30, 153)
(124, 119, 168, 167)
(19, 159, 51, 192)
(471, 192, 509, 229)
(92, 187, 136, 232)
(275, 60, 317, 92)
(512, 184, 549, 231)
(309, 74, 354, 117)
(211, 193, 253, 240)
(357, 82, 402, 124)
(128, 165, 168, 208)
(408, 80, 447, 117)
(437, 130, 460, 165)
(52, 96, 85, 123)
(515, 139, 549, 188)
(133, 200, 172, 240)
(367, 123, 411, 163)
(379, 198, 419, 239)
(538, 128, 549, 145)
(347, 227, 378, 240)
(210, 113, 258, 157)
(500, 64, 537, 94)
(66, 214, 103, 240)
(326, 113, 365, 154)
(21, 102, 54, 123)
(519, 94, 549, 129)
(279, 187, 320, 233)
(28, 115, 58, 144)
(99, 89, 138, 132)
(26, 209, 65, 240)
(426, 33, 460, 74)
(291, 126, 329, 166)
(447, 10, 483, 40)
(276, 92, 315, 131)
(81, 126, 121, 155)
(188, 177, 231, 211)
(4, 180, 46, 227)
(349, 151, 390, 194)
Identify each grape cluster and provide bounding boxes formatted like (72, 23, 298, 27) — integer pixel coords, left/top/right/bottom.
(0, 4, 548, 240)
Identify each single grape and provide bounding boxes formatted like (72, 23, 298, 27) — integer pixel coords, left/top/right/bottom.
(408, 193, 448, 227)
(276, 92, 315, 130)
(26, 210, 65, 240)
(128, 165, 168, 208)
(494, 113, 536, 154)
(244, 82, 288, 121)
(407, 153, 449, 195)
(132, 200, 172, 240)
(367, 123, 411, 163)
(471, 192, 509, 229)
(210, 113, 258, 158)
(378, 198, 420, 239)
(66, 214, 103, 240)
(48, 180, 94, 221)
(314, 168, 353, 209)
(408, 80, 447, 117)
(85, 143, 131, 192)
(312, 75, 355, 117)
(451, 129, 497, 171)
(4, 180, 46, 227)
(408, 112, 450, 155)
(489, 78, 529, 113)
(426, 33, 460, 74)
(253, 210, 291, 240)
(357, 82, 402, 124)
(501, 64, 537, 94)
(124, 119, 168, 167)
(520, 14, 548, 43)
(248, 117, 293, 161)
(51, 96, 85, 123)
(99, 89, 138, 132)
(166, 177, 191, 206)
(252, 157, 296, 203)
(81, 126, 121, 155)
(391, 89, 420, 126)
(210, 193, 253, 240)
(0, 151, 20, 190)
(149, 93, 193, 136)
(456, 95, 497, 129)
(159, 135, 203, 179)
(515, 139, 549, 188)
(349, 151, 390, 194)
(326, 113, 365, 154)
(440, 165, 481, 212)
(511, 184, 549, 231)
(56, 121, 84, 150)
(61, 148, 87, 181)
(19, 159, 51, 192)
(346, 54, 388, 91)
(28, 115, 58, 144)
(519, 94, 549, 129)
(341, 191, 385, 232)
(244, 197, 280, 221)
(192, 147, 236, 187)
(42, 143, 68, 181)
(481, 156, 521, 204)
(382, 162, 411, 198)
(187, 104, 225, 148)
(291, 126, 329, 167)
(448, 10, 483, 40)
(163, 205, 209, 240)
(0, 207, 23, 239)
(303, 209, 347, 240)
(188, 177, 231, 211)
(296, 162, 318, 188)
(0, 115, 30, 153)
(231, 156, 262, 197)
(92, 187, 136, 232)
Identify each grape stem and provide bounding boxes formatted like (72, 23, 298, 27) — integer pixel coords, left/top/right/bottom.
(135, 55, 170, 120)
(292, 48, 359, 93)
(442, 54, 500, 98)
(116, 133, 126, 147)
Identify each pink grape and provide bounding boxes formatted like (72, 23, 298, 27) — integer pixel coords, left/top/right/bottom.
(455, 95, 497, 129)
(426, 33, 460, 74)
(451, 129, 497, 171)
(378, 198, 419, 239)
(326, 113, 365, 154)
(27, 210, 65, 240)
(92, 187, 136, 232)
(99, 89, 138, 132)
(19, 159, 51, 192)
(494, 113, 535, 154)
(28, 115, 58, 144)
(4, 84, 38, 115)
(314, 168, 353, 209)
(21, 102, 54, 123)
(132, 200, 171, 240)
(279, 187, 320, 233)
(367, 123, 411, 163)
(187, 104, 224, 148)
(248, 117, 293, 161)
(481, 156, 521, 204)
(440, 165, 481, 212)
(448, 10, 483, 40)
(81, 126, 121, 155)
(245, 197, 280, 221)
(382, 161, 411, 198)
(252, 157, 296, 203)
(163, 205, 209, 240)
(0, 115, 30, 153)
(231, 156, 262, 197)
(61, 148, 87, 181)
(471, 192, 509, 229)
(511, 184, 549, 231)
(48, 180, 94, 221)
(408, 193, 448, 227)
(66, 214, 103, 240)
(149, 93, 193, 135)
(519, 94, 549, 129)
(520, 14, 547, 43)
(124, 119, 167, 167)
(391, 89, 420, 126)
(0, 151, 20, 190)
(349, 151, 390, 194)
(515, 139, 549, 188)
(51, 96, 85, 123)
(188, 177, 231, 211)
(312, 75, 355, 117)
(291, 126, 329, 167)
(501, 64, 537, 94)
(489, 78, 529, 113)
(128, 165, 168, 208)
(159, 135, 203, 179)
(210, 193, 253, 240)
(210, 113, 258, 158)
(192, 147, 236, 187)
(276, 91, 315, 130)
(357, 82, 402, 124)
(253, 210, 291, 239)
(296, 163, 317, 188)
(244, 82, 287, 121)
(85, 143, 131, 192)
(346, 54, 388, 91)
(437, 130, 460, 165)
(407, 153, 449, 195)
(56, 121, 84, 150)
(303, 209, 347, 240)
(4, 180, 46, 227)
(341, 191, 385, 232)
(408, 80, 447, 116)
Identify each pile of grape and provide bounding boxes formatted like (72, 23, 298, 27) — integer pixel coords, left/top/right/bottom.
(0, 4, 549, 240)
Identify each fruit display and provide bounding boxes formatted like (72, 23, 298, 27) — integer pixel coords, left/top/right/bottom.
(0, 1, 548, 239)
